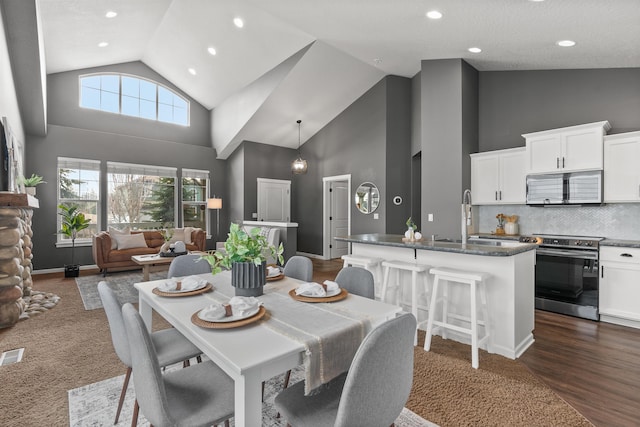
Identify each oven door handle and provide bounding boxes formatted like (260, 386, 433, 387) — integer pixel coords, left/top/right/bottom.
(536, 248, 598, 260)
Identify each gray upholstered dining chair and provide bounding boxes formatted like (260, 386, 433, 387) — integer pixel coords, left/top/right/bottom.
(122, 303, 235, 427)
(167, 253, 212, 278)
(274, 313, 416, 427)
(283, 256, 313, 282)
(97, 282, 202, 425)
(335, 266, 375, 299)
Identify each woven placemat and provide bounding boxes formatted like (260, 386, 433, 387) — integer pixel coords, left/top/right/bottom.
(191, 306, 267, 329)
(288, 288, 349, 303)
(152, 283, 212, 297)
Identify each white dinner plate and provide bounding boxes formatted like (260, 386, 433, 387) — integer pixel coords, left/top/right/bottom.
(157, 282, 208, 294)
(197, 305, 261, 323)
(298, 287, 341, 298)
(267, 270, 282, 278)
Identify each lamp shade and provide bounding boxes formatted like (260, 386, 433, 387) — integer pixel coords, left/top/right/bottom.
(207, 198, 222, 209)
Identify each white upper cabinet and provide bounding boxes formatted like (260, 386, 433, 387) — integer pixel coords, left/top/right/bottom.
(471, 147, 526, 205)
(604, 131, 640, 202)
(523, 121, 611, 174)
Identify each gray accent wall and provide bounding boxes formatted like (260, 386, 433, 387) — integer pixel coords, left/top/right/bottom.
(420, 59, 479, 241)
(287, 75, 411, 255)
(0, 4, 25, 146)
(476, 68, 640, 237)
(47, 61, 211, 147)
(25, 62, 223, 270)
(385, 76, 412, 234)
(479, 68, 640, 152)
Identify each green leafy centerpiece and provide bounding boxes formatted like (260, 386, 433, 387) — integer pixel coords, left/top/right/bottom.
(202, 223, 284, 296)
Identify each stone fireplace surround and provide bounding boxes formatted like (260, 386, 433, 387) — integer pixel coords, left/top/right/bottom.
(0, 193, 37, 329)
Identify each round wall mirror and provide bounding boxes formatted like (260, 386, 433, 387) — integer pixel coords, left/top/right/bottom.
(355, 182, 380, 214)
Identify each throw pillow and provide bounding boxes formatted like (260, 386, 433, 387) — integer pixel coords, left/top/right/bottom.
(170, 228, 186, 243)
(113, 233, 148, 250)
(108, 226, 131, 250)
(184, 226, 194, 244)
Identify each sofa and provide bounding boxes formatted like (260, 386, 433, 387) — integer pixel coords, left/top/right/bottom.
(92, 228, 206, 275)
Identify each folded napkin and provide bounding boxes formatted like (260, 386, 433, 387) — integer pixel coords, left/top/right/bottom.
(295, 282, 326, 297)
(157, 275, 207, 292)
(322, 280, 340, 294)
(267, 266, 281, 277)
(199, 303, 228, 321)
(228, 296, 262, 317)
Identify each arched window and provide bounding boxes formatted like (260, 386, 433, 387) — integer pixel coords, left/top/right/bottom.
(79, 74, 189, 126)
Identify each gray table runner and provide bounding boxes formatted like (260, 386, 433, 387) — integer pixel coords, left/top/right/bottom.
(205, 271, 372, 394)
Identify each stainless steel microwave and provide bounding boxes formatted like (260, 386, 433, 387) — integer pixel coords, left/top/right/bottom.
(526, 170, 602, 205)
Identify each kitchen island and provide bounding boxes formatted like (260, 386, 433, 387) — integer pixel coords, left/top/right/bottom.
(335, 234, 537, 359)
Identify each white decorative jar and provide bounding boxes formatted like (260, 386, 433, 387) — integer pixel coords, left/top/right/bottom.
(505, 222, 518, 235)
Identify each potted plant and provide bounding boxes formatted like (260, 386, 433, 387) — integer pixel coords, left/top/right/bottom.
(202, 222, 284, 296)
(58, 203, 91, 277)
(19, 174, 46, 196)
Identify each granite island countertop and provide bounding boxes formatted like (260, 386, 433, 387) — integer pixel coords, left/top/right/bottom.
(335, 234, 536, 257)
(601, 239, 640, 248)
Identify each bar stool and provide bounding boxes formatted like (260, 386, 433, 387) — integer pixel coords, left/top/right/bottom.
(424, 266, 490, 369)
(341, 254, 383, 298)
(380, 260, 431, 345)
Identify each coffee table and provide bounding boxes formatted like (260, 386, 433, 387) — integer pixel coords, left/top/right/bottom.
(131, 254, 174, 281)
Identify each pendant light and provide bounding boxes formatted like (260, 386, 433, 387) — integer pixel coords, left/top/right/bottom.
(291, 119, 308, 174)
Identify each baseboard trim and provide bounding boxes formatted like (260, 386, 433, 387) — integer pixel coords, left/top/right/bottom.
(32, 264, 99, 275)
(295, 251, 324, 259)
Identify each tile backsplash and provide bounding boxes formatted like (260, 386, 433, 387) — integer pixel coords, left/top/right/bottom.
(478, 204, 640, 240)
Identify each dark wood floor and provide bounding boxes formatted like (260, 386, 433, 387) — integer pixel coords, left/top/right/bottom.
(312, 257, 640, 427)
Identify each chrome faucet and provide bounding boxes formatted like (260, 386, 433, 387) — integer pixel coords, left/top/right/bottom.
(462, 189, 472, 243)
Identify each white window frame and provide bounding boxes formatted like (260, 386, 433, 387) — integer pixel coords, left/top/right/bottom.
(181, 169, 211, 237)
(106, 162, 178, 230)
(79, 73, 190, 126)
(56, 157, 101, 248)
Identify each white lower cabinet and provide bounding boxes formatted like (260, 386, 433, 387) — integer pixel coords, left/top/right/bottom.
(599, 246, 640, 329)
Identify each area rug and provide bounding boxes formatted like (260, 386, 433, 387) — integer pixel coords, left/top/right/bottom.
(68, 364, 436, 427)
(75, 270, 168, 310)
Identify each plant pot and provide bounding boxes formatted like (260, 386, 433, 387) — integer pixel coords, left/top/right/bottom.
(231, 261, 266, 297)
(64, 264, 80, 278)
(25, 187, 36, 196)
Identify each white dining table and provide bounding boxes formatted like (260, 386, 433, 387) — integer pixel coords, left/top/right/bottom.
(135, 271, 402, 427)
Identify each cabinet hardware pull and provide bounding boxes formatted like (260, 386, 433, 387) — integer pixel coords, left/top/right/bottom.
(556, 157, 559, 168)
(562, 157, 565, 168)
(499, 190, 502, 200)
(621, 253, 633, 257)
(495, 191, 498, 200)
(601, 266, 604, 278)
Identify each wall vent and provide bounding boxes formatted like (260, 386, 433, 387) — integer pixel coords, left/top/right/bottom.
(0, 348, 24, 366)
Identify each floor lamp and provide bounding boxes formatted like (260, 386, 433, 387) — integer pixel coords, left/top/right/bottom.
(207, 197, 222, 240)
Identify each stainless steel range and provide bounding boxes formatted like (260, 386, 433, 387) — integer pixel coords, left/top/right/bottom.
(519, 234, 604, 320)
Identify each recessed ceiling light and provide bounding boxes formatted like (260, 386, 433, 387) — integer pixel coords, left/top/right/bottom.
(528, 0, 545, 2)
(468, 47, 482, 53)
(105, 11, 117, 18)
(557, 40, 576, 47)
(207, 47, 217, 56)
(426, 10, 443, 19)
(98, 42, 109, 48)
(233, 17, 244, 28)
(188, 68, 197, 76)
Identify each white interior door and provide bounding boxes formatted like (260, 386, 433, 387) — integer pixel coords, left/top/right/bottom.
(257, 178, 290, 222)
(330, 180, 349, 259)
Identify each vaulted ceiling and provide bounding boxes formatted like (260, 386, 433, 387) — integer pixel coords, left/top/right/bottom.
(5, 0, 640, 157)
